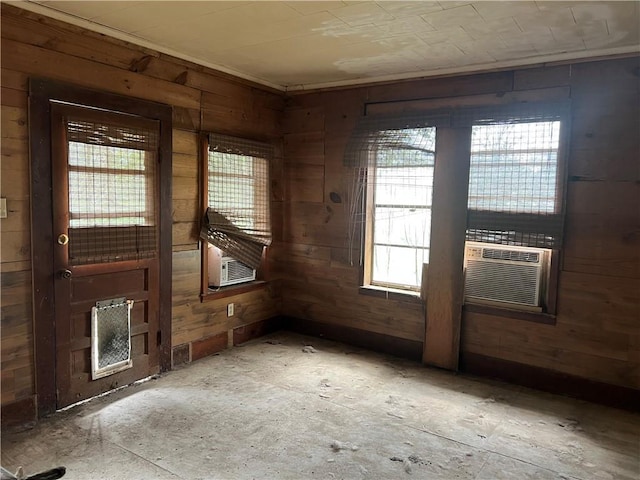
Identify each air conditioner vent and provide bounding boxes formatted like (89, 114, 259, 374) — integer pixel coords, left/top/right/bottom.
(464, 242, 549, 311)
(466, 260, 540, 305)
(226, 259, 255, 282)
(482, 248, 540, 263)
(208, 246, 256, 287)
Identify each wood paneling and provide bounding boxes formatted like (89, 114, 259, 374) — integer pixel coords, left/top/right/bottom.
(191, 332, 227, 362)
(172, 132, 200, 248)
(423, 127, 471, 370)
(366, 86, 570, 116)
(0, 2, 285, 419)
(1, 7, 156, 71)
(281, 56, 640, 393)
(460, 352, 640, 412)
(365, 70, 515, 103)
(171, 250, 280, 347)
(1, 1, 638, 417)
(0, 104, 29, 276)
(201, 91, 283, 140)
(1, 270, 34, 407)
(513, 65, 571, 90)
(462, 309, 638, 389)
(286, 317, 423, 361)
(2, 39, 201, 110)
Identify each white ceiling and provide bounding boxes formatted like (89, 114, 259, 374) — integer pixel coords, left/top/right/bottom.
(17, 1, 640, 91)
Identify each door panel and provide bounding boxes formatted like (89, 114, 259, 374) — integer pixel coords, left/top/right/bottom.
(56, 262, 158, 407)
(51, 104, 161, 409)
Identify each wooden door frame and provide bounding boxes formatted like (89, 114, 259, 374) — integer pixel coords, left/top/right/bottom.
(29, 78, 173, 417)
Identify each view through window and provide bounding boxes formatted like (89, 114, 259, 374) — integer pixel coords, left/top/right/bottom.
(468, 121, 561, 215)
(201, 133, 272, 278)
(68, 142, 154, 228)
(466, 120, 562, 248)
(369, 127, 436, 290)
(208, 151, 268, 236)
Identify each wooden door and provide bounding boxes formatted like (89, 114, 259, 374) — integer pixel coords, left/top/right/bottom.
(51, 104, 161, 408)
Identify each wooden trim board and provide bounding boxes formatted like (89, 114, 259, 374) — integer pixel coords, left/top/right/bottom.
(460, 352, 640, 412)
(233, 316, 285, 345)
(283, 316, 423, 361)
(423, 127, 472, 370)
(283, 317, 638, 411)
(1, 396, 36, 431)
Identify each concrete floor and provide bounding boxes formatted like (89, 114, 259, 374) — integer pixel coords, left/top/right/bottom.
(2, 332, 639, 480)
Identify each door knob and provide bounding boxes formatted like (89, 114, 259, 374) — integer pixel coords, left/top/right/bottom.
(59, 269, 72, 279)
(57, 233, 69, 245)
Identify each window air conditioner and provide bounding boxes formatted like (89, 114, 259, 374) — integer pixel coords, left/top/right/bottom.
(463, 242, 549, 312)
(208, 245, 256, 287)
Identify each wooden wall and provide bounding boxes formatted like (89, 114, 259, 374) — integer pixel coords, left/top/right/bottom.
(0, 4, 284, 420)
(1, 3, 638, 424)
(281, 57, 640, 391)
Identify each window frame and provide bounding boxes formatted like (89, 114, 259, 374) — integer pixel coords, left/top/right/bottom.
(363, 160, 435, 294)
(29, 78, 173, 416)
(464, 117, 569, 317)
(53, 103, 162, 267)
(199, 133, 271, 301)
(354, 100, 570, 318)
(358, 126, 437, 294)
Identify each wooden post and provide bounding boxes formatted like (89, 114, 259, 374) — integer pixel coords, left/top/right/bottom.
(423, 127, 471, 370)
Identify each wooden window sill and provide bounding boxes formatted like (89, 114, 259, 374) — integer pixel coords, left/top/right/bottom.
(359, 285, 423, 304)
(463, 303, 556, 325)
(201, 280, 267, 302)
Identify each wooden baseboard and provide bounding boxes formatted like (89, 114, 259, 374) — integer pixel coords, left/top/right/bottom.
(282, 316, 423, 361)
(282, 318, 637, 410)
(1, 396, 37, 430)
(171, 343, 190, 367)
(192, 332, 227, 362)
(233, 316, 285, 345)
(460, 352, 640, 412)
(171, 317, 284, 367)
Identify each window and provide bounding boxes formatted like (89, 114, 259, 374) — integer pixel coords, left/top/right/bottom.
(464, 118, 566, 314)
(466, 120, 564, 248)
(344, 118, 437, 293)
(207, 148, 270, 242)
(346, 102, 568, 312)
(469, 122, 560, 214)
(366, 128, 435, 290)
(63, 114, 159, 265)
(200, 133, 272, 296)
(68, 143, 155, 228)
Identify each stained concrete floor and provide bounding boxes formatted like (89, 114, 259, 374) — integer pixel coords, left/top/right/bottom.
(2, 332, 639, 480)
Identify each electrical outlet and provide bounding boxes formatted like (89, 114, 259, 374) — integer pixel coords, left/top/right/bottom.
(0, 198, 6, 219)
(227, 303, 234, 317)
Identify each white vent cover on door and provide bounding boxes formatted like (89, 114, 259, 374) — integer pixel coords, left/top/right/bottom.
(464, 242, 548, 311)
(91, 297, 133, 380)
